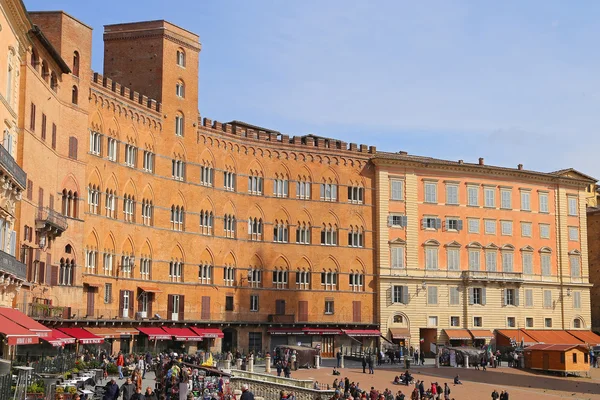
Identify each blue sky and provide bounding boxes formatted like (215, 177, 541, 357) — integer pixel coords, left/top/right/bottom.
(24, 0, 600, 178)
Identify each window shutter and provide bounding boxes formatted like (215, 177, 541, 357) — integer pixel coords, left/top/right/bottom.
(138, 293, 144, 312)
(457, 220, 463, 231)
(179, 295, 185, 321)
(400, 216, 408, 227)
(167, 294, 174, 320)
(502, 289, 506, 306)
(402, 285, 409, 304)
(119, 290, 124, 318)
(298, 300, 308, 322)
(50, 264, 58, 286)
(421, 219, 427, 229)
(148, 294, 153, 316)
(482, 288, 487, 305)
(39, 262, 45, 285)
(128, 290, 134, 315)
(9, 231, 15, 256)
(435, 218, 442, 229)
(387, 216, 392, 227)
(468, 288, 474, 305)
(201, 296, 211, 320)
(352, 301, 361, 323)
(515, 289, 520, 306)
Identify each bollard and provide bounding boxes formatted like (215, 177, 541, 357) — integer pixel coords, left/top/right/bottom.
(224, 359, 231, 370)
(265, 355, 271, 373)
(314, 354, 320, 369)
(236, 358, 243, 370)
(340, 354, 345, 368)
(435, 355, 439, 368)
(248, 355, 254, 373)
(464, 355, 469, 368)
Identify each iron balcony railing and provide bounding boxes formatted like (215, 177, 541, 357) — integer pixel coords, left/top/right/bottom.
(461, 270, 524, 282)
(36, 207, 68, 232)
(0, 144, 26, 189)
(0, 249, 27, 280)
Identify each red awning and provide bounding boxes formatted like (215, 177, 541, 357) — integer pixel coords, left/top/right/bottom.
(468, 329, 495, 340)
(139, 286, 162, 293)
(0, 315, 39, 345)
(302, 328, 341, 335)
(342, 329, 381, 337)
(444, 329, 472, 340)
(267, 328, 304, 335)
(567, 330, 600, 346)
(137, 327, 171, 340)
(162, 327, 202, 341)
(57, 328, 104, 344)
(190, 327, 224, 338)
(0, 307, 51, 338)
(525, 330, 583, 345)
(40, 329, 76, 347)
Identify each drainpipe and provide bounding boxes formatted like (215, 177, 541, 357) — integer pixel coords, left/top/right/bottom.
(556, 181, 566, 330)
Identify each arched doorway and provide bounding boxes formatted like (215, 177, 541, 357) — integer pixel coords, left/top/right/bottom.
(222, 328, 237, 353)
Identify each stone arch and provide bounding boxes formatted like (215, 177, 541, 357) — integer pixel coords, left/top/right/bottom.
(222, 200, 237, 216)
(224, 154, 237, 172)
(172, 141, 187, 160)
(273, 255, 290, 269)
(105, 173, 119, 193)
(200, 248, 214, 265)
(198, 196, 215, 213)
(247, 158, 265, 176)
(327, 210, 341, 226)
(248, 204, 265, 220)
(199, 147, 216, 167)
(321, 166, 340, 183)
(86, 230, 99, 250)
(300, 208, 314, 225)
(60, 174, 80, 194)
(387, 311, 410, 329)
(274, 207, 291, 222)
(108, 117, 121, 139)
(172, 190, 187, 209)
(90, 111, 104, 132)
(104, 232, 116, 252)
(122, 179, 137, 198)
(88, 168, 103, 188)
(141, 240, 153, 258)
(297, 256, 312, 270)
(349, 211, 367, 227)
(223, 251, 237, 266)
(171, 243, 185, 262)
(122, 236, 135, 256)
(352, 257, 366, 273)
(249, 254, 264, 267)
(322, 256, 340, 271)
(141, 184, 155, 202)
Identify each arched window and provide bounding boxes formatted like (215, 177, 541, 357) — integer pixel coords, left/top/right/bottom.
(50, 72, 58, 92)
(349, 270, 364, 292)
(393, 315, 403, 323)
(105, 189, 116, 219)
(573, 318, 581, 329)
(248, 217, 263, 241)
(320, 224, 338, 246)
(123, 194, 135, 223)
(141, 199, 153, 226)
(41, 61, 49, 81)
(198, 263, 212, 284)
(176, 80, 185, 98)
(176, 49, 185, 67)
(296, 269, 310, 290)
(199, 210, 214, 235)
(348, 225, 364, 248)
(296, 222, 311, 244)
(296, 175, 312, 200)
(273, 220, 289, 243)
(224, 265, 236, 286)
(31, 50, 39, 69)
(72, 51, 80, 77)
(224, 214, 236, 238)
(61, 189, 78, 218)
(248, 266, 262, 288)
(71, 85, 78, 104)
(171, 205, 185, 231)
(175, 113, 184, 136)
(272, 267, 289, 289)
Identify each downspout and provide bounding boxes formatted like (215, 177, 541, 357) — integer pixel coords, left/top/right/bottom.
(556, 180, 566, 330)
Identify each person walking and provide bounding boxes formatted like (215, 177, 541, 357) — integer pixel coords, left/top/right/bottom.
(138, 356, 145, 379)
(336, 350, 342, 368)
(120, 377, 136, 400)
(443, 383, 450, 400)
(418, 381, 424, 399)
(240, 384, 255, 400)
(362, 356, 367, 373)
(419, 351, 425, 366)
(481, 358, 487, 371)
(276, 360, 283, 377)
(144, 387, 158, 400)
(116, 352, 125, 379)
(413, 348, 419, 365)
(368, 354, 375, 374)
(491, 389, 499, 400)
(130, 387, 143, 400)
(102, 379, 119, 400)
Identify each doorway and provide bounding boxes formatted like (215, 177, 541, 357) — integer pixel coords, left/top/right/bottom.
(419, 328, 438, 357)
(321, 336, 334, 358)
(222, 328, 237, 353)
(86, 290, 95, 317)
(543, 353, 549, 370)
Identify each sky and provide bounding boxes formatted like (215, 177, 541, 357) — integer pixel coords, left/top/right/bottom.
(24, 0, 600, 178)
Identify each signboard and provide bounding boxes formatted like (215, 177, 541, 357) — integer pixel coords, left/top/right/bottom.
(8, 336, 38, 345)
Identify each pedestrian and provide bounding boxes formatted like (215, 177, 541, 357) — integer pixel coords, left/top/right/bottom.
(103, 379, 119, 400)
(240, 384, 255, 400)
(138, 356, 145, 379)
(120, 377, 136, 400)
(276, 360, 283, 377)
(481, 358, 487, 371)
(499, 391, 506, 400)
(410, 388, 418, 400)
(491, 389, 499, 400)
(443, 383, 450, 400)
(418, 381, 424, 399)
(430, 382, 437, 399)
(116, 352, 125, 379)
(144, 386, 158, 400)
(513, 352, 519, 368)
(414, 348, 419, 365)
(420, 351, 425, 366)
(337, 350, 342, 368)
(130, 387, 143, 400)
(395, 390, 405, 400)
(362, 356, 367, 373)
(284, 363, 291, 378)
(368, 355, 374, 374)
(369, 386, 378, 400)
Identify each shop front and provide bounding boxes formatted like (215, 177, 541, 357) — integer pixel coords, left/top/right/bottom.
(0, 314, 39, 360)
(468, 329, 494, 348)
(342, 329, 381, 351)
(443, 329, 472, 347)
(136, 327, 172, 353)
(162, 327, 203, 353)
(190, 328, 224, 353)
(57, 327, 104, 354)
(85, 327, 139, 354)
(267, 327, 344, 358)
(389, 328, 411, 350)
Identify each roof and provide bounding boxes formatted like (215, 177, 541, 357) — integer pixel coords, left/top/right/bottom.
(227, 120, 280, 135)
(372, 152, 597, 184)
(29, 26, 71, 74)
(496, 329, 538, 345)
(389, 328, 411, 339)
(85, 327, 139, 339)
(525, 330, 583, 345)
(566, 330, 600, 346)
(525, 343, 587, 352)
(189, 327, 224, 338)
(162, 327, 202, 341)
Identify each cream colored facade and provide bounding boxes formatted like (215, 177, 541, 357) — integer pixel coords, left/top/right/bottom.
(373, 155, 594, 352)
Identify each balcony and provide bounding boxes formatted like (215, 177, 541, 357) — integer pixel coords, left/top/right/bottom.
(268, 314, 296, 323)
(461, 270, 523, 283)
(0, 144, 26, 189)
(35, 207, 68, 240)
(0, 249, 26, 281)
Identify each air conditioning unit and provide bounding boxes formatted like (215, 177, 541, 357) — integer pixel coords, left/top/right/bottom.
(136, 311, 147, 320)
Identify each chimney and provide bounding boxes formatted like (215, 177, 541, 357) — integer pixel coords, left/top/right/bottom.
(398, 151, 408, 155)
(479, 157, 484, 165)
(518, 164, 523, 170)
(458, 160, 464, 164)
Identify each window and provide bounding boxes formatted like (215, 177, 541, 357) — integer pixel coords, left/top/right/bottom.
(175, 113, 184, 136)
(248, 217, 263, 241)
(320, 182, 338, 201)
(504, 288, 518, 306)
(446, 217, 462, 231)
(143, 150, 154, 172)
(250, 295, 259, 312)
(502, 251, 514, 272)
(520, 190, 531, 211)
(541, 253, 551, 276)
(392, 285, 408, 304)
(107, 138, 118, 161)
(485, 251, 497, 272)
(543, 290, 552, 308)
(427, 286, 438, 305)
(521, 222, 532, 237)
(41, 114, 47, 140)
(175, 81, 185, 98)
(347, 226, 363, 247)
(321, 271, 337, 290)
(425, 246, 438, 270)
(72, 51, 80, 76)
(41, 61, 49, 80)
(391, 246, 405, 269)
(104, 283, 112, 303)
(71, 85, 78, 104)
(224, 267, 235, 286)
(447, 248, 460, 270)
(85, 250, 97, 274)
(525, 317, 534, 328)
(172, 159, 185, 181)
(274, 176, 289, 197)
(248, 175, 263, 195)
(446, 184, 458, 205)
(59, 259, 74, 286)
(296, 179, 311, 199)
(141, 200, 153, 226)
(470, 287, 485, 305)
(170, 205, 185, 231)
(568, 197, 578, 216)
(428, 316, 438, 327)
(50, 72, 57, 92)
(522, 252, 533, 274)
(30, 103, 36, 131)
(295, 222, 310, 244)
(199, 210, 214, 235)
(573, 291, 581, 309)
(570, 255, 581, 277)
(450, 316, 460, 327)
(391, 180, 403, 200)
(424, 182, 437, 203)
(320, 224, 338, 246)
(501, 221, 512, 236)
(248, 268, 262, 288)
(123, 195, 135, 223)
(484, 220, 496, 234)
(51, 124, 57, 149)
(296, 270, 310, 289)
(449, 287, 460, 305)
(224, 214, 236, 238)
(31, 50, 39, 69)
(176, 49, 185, 67)
(348, 186, 364, 203)
(423, 217, 441, 230)
(6, 63, 12, 103)
(468, 249, 480, 271)
(225, 296, 234, 311)
(467, 218, 480, 233)
(500, 189, 512, 209)
(140, 258, 151, 280)
(525, 289, 533, 307)
(121, 255, 134, 278)
(87, 185, 100, 214)
(349, 272, 364, 291)
(507, 317, 516, 328)
(103, 253, 114, 276)
(248, 332, 262, 354)
(540, 224, 550, 239)
(224, 171, 236, 191)
(484, 187, 495, 207)
(545, 318, 553, 328)
(105, 190, 116, 219)
(568, 227, 579, 241)
(124, 144, 137, 167)
(61, 190, 78, 218)
(467, 186, 479, 206)
(389, 214, 408, 228)
(169, 261, 183, 282)
(273, 221, 289, 243)
(539, 192, 549, 213)
(473, 317, 482, 327)
(325, 300, 334, 314)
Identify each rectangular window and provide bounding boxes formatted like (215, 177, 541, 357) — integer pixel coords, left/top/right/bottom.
(200, 166, 214, 186)
(540, 224, 550, 239)
(467, 186, 479, 206)
(390, 180, 403, 200)
(539, 192, 549, 213)
(468, 250, 480, 271)
(250, 295, 259, 312)
(525, 317, 534, 328)
(427, 286, 438, 305)
(107, 138, 118, 162)
(500, 189, 512, 209)
(446, 217, 462, 231)
(568, 197, 578, 216)
(389, 214, 407, 228)
(391, 247, 405, 269)
(573, 291, 581, 309)
(424, 182, 437, 203)
(425, 247, 438, 270)
(501, 221, 513, 236)
(224, 172, 236, 191)
(471, 287, 484, 305)
(570, 255, 581, 277)
(484, 219, 496, 234)
(521, 222, 532, 237)
(450, 316, 460, 327)
(428, 316, 438, 327)
(449, 287, 460, 305)
(502, 252, 514, 272)
(543, 290, 552, 308)
(505, 317, 516, 328)
(484, 187, 495, 207)
(324, 300, 334, 314)
(172, 160, 185, 181)
(30, 103, 36, 131)
(446, 184, 458, 205)
(143, 151, 154, 173)
(248, 332, 262, 354)
(485, 251, 497, 272)
(104, 283, 112, 304)
(422, 217, 441, 230)
(275, 179, 290, 198)
(505, 288, 517, 306)
(51, 123, 57, 149)
(248, 176, 263, 195)
(541, 254, 551, 276)
(545, 318, 552, 328)
(520, 190, 531, 211)
(41, 114, 47, 140)
(296, 181, 311, 200)
(447, 248, 460, 270)
(473, 316, 482, 327)
(320, 183, 338, 202)
(468, 218, 480, 233)
(392, 285, 408, 304)
(124, 144, 137, 167)
(522, 253, 533, 274)
(525, 289, 533, 307)
(568, 227, 579, 241)
(225, 296, 234, 311)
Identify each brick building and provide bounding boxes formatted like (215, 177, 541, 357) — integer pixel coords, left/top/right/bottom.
(587, 207, 600, 333)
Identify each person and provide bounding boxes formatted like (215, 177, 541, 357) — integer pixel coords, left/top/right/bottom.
(496, 350, 502, 367)
(368, 355, 374, 374)
(333, 379, 339, 389)
(503, 391, 509, 400)
(402, 370, 412, 386)
(453, 375, 462, 385)
(513, 352, 519, 368)
(103, 379, 119, 400)
(283, 363, 291, 378)
(369, 387, 378, 400)
(499, 391, 506, 400)
(362, 356, 367, 373)
(240, 384, 255, 400)
(138, 356, 145, 379)
(491, 389, 499, 400)
(413, 348, 419, 365)
(444, 383, 450, 400)
(120, 377, 136, 400)
(130, 387, 143, 400)
(393, 376, 400, 385)
(419, 351, 425, 366)
(430, 382, 437, 399)
(337, 351, 342, 368)
(116, 352, 125, 379)
(313, 381, 320, 390)
(144, 387, 158, 400)
(279, 390, 287, 400)
(481, 358, 487, 371)
(276, 360, 283, 377)
(410, 388, 418, 400)
(395, 390, 405, 400)
(418, 381, 424, 399)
